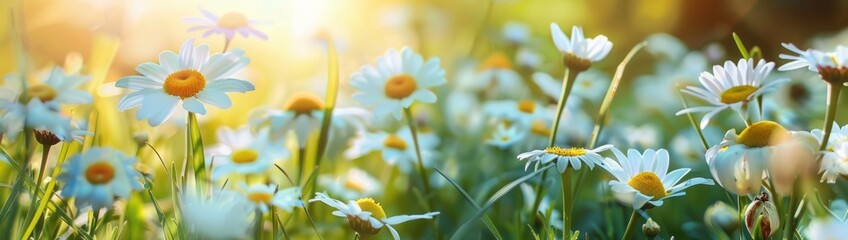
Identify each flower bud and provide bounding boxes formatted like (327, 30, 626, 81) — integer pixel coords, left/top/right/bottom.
(642, 218, 661, 239)
(744, 192, 780, 239)
(133, 132, 149, 146)
(705, 201, 740, 236)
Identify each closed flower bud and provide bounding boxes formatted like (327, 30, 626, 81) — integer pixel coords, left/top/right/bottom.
(705, 201, 740, 235)
(133, 132, 149, 146)
(744, 192, 780, 239)
(642, 218, 661, 239)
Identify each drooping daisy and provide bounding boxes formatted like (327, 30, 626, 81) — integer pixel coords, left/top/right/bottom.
(57, 147, 144, 209)
(601, 148, 714, 209)
(181, 190, 253, 239)
(549, 23, 613, 71)
(805, 216, 848, 240)
(346, 126, 439, 173)
(183, 8, 268, 41)
(310, 192, 440, 240)
(116, 39, 255, 126)
(319, 168, 382, 200)
(241, 183, 304, 213)
(533, 70, 610, 103)
(705, 121, 818, 195)
(486, 123, 526, 150)
(206, 126, 285, 180)
(350, 48, 446, 120)
(778, 43, 848, 77)
(676, 59, 789, 129)
(482, 99, 547, 127)
(517, 144, 613, 173)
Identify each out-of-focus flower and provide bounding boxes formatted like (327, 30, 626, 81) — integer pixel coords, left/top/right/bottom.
(502, 21, 530, 44)
(705, 201, 740, 236)
(677, 59, 788, 129)
(519, 183, 563, 230)
(483, 99, 546, 128)
(744, 192, 780, 240)
(207, 127, 284, 180)
(516, 47, 543, 69)
(241, 183, 304, 213)
(645, 33, 688, 61)
(350, 48, 446, 120)
(4, 67, 92, 110)
(486, 123, 526, 149)
(310, 192, 439, 240)
(181, 191, 253, 239)
(533, 70, 609, 103)
(517, 144, 613, 173)
(601, 148, 714, 209)
(813, 122, 848, 183)
(805, 216, 848, 239)
(116, 39, 255, 126)
(443, 91, 485, 137)
(183, 8, 268, 41)
(634, 52, 708, 114)
(319, 168, 382, 200)
(57, 147, 143, 209)
(346, 126, 439, 173)
(669, 127, 722, 167)
(621, 124, 660, 149)
(472, 53, 528, 98)
(549, 24, 613, 71)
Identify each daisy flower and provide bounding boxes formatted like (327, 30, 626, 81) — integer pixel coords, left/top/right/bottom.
(319, 168, 382, 200)
(116, 39, 255, 126)
(183, 8, 268, 41)
(601, 148, 714, 209)
(676, 59, 789, 129)
(634, 51, 708, 114)
(1, 99, 78, 142)
(517, 144, 613, 173)
(470, 52, 528, 98)
(350, 48, 446, 120)
(486, 123, 526, 150)
(345, 126, 439, 173)
(778, 43, 848, 82)
(811, 122, 848, 151)
(549, 23, 613, 71)
(241, 183, 304, 213)
(310, 192, 440, 239)
(502, 21, 530, 44)
(4, 67, 93, 110)
(181, 190, 253, 239)
(705, 121, 818, 195)
(813, 122, 848, 183)
(805, 216, 848, 239)
(57, 147, 144, 209)
(482, 99, 547, 127)
(516, 47, 543, 70)
(206, 126, 285, 180)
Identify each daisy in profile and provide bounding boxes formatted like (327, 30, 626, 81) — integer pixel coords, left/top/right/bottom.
(183, 8, 268, 41)
(486, 123, 526, 150)
(319, 168, 382, 200)
(57, 147, 144, 209)
(181, 190, 253, 239)
(549, 23, 613, 71)
(116, 39, 254, 126)
(517, 144, 613, 173)
(482, 99, 547, 127)
(206, 126, 284, 180)
(601, 148, 714, 209)
(241, 183, 303, 213)
(346, 127, 439, 173)
(778, 44, 847, 78)
(310, 192, 440, 239)
(350, 48, 446, 120)
(676, 59, 789, 129)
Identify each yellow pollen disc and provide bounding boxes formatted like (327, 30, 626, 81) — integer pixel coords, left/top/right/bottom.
(500, 136, 510, 141)
(217, 12, 249, 29)
(85, 162, 116, 185)
(28, 85, 57, 102)
(516, 100, 536, 113)
(384, 74, 417, 99)
(345, 179, 367, 193)
(736, 121, 790, 148)
(285, 92, 324, 115)
(383, 135, 407, 150)
(628, 172, 667, 200)
(719, 85, 758, 104)
(356, 198, 386, 219)
(231, 149, 259, 164)
(530, 120, 551, 136)
(481, 52, 513, 69)
(163, 70, 206, 98)
(247, 192, 273, 203)
(545, 146, 587, 157)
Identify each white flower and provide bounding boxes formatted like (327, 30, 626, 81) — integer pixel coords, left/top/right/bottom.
(549, 23, 613, 63)
(319, 168, 382, 200)
(0, 69, 92, 141)
(57, 147, 143, 209)
(207, 126, 285, 180)
(345, 126, 439, 173)
(634, 52, 708, 114)
(805, 217, 848, 240)
(1, 99, 78, 142)
(482, 99, 546, 128)
(676, 59, 789, 129)
(601, 148, 714, 209)
(471, 53, 528, 98)
(350, 48, 446, 120)
(309, 192, 439, 239)
(517, 144, 613, 173)
(811, 122, 848, 151)
(519, 183, 563, 230)
(486, 123, 526, 150)
(4, 67, 92, 110)
(116, 39, 255, 126)
(516, 47, 543, 69)
(241, 183, 304, 213)
(183, 8, 268, 40)
(820, 142, 848, 183)
(502, 21, 530, 44)
(778, 43, 847, 72)
(181, 191, 253, 240)
(533, 70, 609, 103)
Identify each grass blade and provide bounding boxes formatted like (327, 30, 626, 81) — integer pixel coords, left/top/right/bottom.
(732, 32, 750, 59)
(434, 168, 503, 240)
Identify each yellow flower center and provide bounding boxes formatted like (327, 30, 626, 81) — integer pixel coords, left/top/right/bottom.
(384, 74, 417, 99)
(736, 121, 790, 148)
(530, 120, 551, 136)
(544, 146, 587, 157)
(217, 12, 249, 29)
(28, 85, 57, 102)
(517, 100, 535, 113)
(356, 198, 387, 220)
(627, 172, 667, 200)
(85, 162, 115, 185)
(345, 179, 367, 193)
(247, 191, 274, 204)
(231, 149, 259, 164)
(481, 52, 513, 69)
(163, 70, 206, 98)
(285, 92, 324, 115)
(500, 136, 510, 141)
(383, 134, 407, 150)
(719, 85, 758, 104)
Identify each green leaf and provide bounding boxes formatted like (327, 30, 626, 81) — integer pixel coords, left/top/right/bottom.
(187, 113, 207, 195)
(434, 168, 503, 240)
(732, 32, 750, 59)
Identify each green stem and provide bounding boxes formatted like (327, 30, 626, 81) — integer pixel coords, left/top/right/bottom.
(36, 144, 51, 190)
(187, 113, 207, 196)
(403, 108, 439, 238)
(622, 210, 639, 240)
(561, 168, 573, 239)
(676, 85, 709, 150)
(296, 148, 306, 185)
(818, 83, 842, 152)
